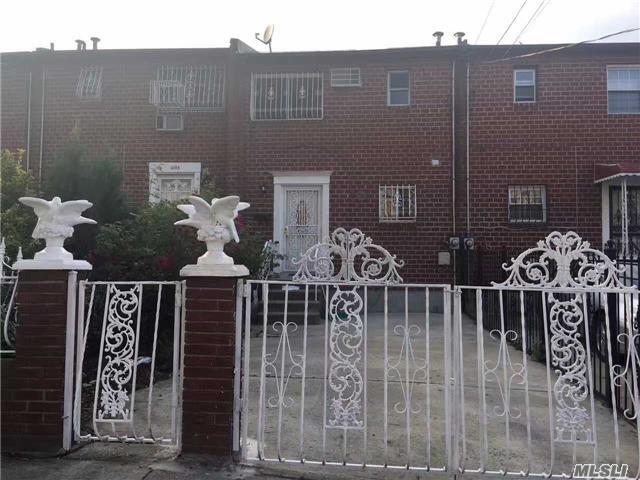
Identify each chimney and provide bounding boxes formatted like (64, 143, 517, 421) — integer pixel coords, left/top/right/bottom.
(433, 31, 444, 47)
(454, 32, 466, 46)
(90, 37, 100, 50)
(75, 39, 86, 51)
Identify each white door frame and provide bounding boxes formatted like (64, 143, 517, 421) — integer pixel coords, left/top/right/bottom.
(273, 172, 331, 271)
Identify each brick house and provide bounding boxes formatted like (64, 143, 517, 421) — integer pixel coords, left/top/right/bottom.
(1, 38, 639, 283)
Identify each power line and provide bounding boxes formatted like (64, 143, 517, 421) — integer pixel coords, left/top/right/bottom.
(482, 27, 640, 64)
(475, 0, 497, 44)
(501, 0, 551, 59)
(495, 0, 529, 45)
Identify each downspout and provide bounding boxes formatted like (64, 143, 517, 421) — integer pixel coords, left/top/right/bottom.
(26, 72, 32, 171)
(451, 60, 456, 283)
(466, 61, 470, 234)
(38, 67, 46, 187)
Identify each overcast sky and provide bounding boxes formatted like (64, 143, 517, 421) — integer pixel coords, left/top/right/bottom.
(1, 0, 638, 53)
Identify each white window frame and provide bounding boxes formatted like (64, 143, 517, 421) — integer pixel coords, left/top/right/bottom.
(379, 185, 417, 222)
(607, 65, 640, 115)
(148, 162, 201, 203)
(76, 66, 103, 99)
(330, 68, 361, 87)
(514, 68, 536, 103)
(508, 185, 547, 224)
(387, 71, 410, 107)
(156, 113, 184, 131)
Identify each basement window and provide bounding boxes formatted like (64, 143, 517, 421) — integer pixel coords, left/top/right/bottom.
(387, 71, 410, 106)
(608, 66, 640, 114)
(379, 185, 416, 222)
(331, 68, 361, 87)
(514, 69, 536, 103)
(251, 73, 323, 120)
(508, 185, 546, 223)
(76, 66, 103, 99)
(148, 162, 201, 203)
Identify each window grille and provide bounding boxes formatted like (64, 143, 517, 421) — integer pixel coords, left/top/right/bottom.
(387, 71, 410, 106)
(159, 177, 195, 202)
(330, 68, 361, 87)
(148, 162, 201, 203)
(149, 65, 225, 111)
(156, 113, 183, 131)
(379, 185, 416, 222)
(251, 73, 323, 120)
(514, 69, 536, 103)
(608, 66, 640, 114)
(508, 185, 546, 223)
(76, 66, 103, 99)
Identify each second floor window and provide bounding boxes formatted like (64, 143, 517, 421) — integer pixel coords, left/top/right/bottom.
(251, 73, 323, 120)
(149, 65, 225, 111)
(608, 66, 640, 114)
(76, 66, 102, 99)
(514, 69, 536, 103)
(387, 71, 410, 106)
(508, 185, 546, 223)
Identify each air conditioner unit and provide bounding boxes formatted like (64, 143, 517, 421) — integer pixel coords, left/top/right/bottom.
(156, 113, 183, 131)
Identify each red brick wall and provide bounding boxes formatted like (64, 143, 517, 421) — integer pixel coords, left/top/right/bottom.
(1, 271, 69, 453)
(465, 53, 640, 252)
(233, 58, 455, 283)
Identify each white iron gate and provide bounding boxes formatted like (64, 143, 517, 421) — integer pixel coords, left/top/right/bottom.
(237, 229, 640, 478)
(73, 281, 184, 446)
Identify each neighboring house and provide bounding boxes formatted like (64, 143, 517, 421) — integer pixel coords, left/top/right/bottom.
(1, 37, 639, 282)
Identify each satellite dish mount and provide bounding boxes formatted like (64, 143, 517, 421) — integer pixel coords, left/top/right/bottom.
(255, 24, 274, 53)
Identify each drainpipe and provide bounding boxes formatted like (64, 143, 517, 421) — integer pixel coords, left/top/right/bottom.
(39, 67, 46, 186)
(451, 60, 457, 283)
(26, 72, 32, 171)
(466, 61, 470, 234)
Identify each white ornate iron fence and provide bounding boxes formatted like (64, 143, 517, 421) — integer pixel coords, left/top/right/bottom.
(1, 238, 21, 354)
(237, 231, 640, 478)
(73, 281, 184, 446)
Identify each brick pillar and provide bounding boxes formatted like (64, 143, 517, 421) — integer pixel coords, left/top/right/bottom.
(1, 270, 79, 454)
(181, 276, 240, 455)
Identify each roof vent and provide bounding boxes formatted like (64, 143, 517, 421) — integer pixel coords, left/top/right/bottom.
(454, 32, 467, 46)
(75, 39, 86, 51)
(433, 31, 444, 47)
(90, 37, 100, 50)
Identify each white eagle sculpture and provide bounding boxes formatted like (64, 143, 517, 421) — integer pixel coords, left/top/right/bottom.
(175, 195, 250, 276)
(14, 196, 96, 270)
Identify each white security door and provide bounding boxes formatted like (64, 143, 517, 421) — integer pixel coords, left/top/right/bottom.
(283, 187, 321, 270)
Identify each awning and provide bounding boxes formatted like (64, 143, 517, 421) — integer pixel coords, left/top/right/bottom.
(594, 163, 640, 183)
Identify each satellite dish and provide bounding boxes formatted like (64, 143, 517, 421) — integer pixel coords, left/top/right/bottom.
(255, 24, 274, 52)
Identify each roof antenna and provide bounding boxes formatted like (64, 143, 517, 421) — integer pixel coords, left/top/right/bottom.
(255, 24, 274, 53)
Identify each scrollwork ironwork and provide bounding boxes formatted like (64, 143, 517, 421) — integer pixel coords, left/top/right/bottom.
(293, 228, 404, 284)
(263, 321, 304, 409)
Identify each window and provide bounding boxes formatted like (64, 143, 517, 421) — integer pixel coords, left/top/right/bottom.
(76, 66, 102, 99)
(156, 114, 183, 131)
(251, 73, 323, 120)
(514, 69, 535, 103)
(379, 185, 416, 222)
(387, 71, 410, 106)
(330, 68, 361, 87)
(608, 66, 640, 114)
(508, 185, 546, 223)
(148, 162, 201, 203)
(610, 186, 640, 240)
(149, 65, 225, 111)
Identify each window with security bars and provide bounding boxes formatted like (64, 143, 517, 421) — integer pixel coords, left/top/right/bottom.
(330, 68, 361, 87)
(610, 186, 640, 237)
(608, 66, 640, 114)
(508, 185, 546, 223)
(159, 177, 196, 202)
(149, 65, 225, 111)
(251, 73, 323, 120)
(76, 66, 103, 99)
(379, 185, 416, 222)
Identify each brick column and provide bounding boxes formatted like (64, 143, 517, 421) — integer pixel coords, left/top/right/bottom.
(181, 276, 240, 455)
(1, 270, 79, 454)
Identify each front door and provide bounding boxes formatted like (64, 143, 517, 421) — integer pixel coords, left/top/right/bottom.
(282, 186, 321, 271)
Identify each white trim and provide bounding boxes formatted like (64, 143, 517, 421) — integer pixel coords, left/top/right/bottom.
(148, 162, 201, 203)
(272, 172, 331, 272)
(513, 68, 536, 103)
(387, 70, 410, 107)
